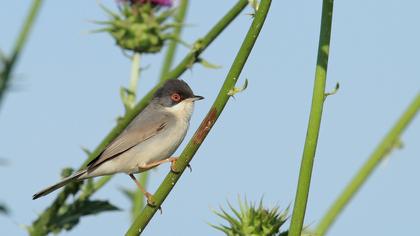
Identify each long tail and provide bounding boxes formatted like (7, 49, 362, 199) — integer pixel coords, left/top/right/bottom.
(32, 169, 87, 200)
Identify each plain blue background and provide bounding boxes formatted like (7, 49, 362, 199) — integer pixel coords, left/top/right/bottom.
(1, 0, 419, 235)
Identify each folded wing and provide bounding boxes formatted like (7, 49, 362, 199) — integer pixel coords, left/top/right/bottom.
(87, 105, 169, 169)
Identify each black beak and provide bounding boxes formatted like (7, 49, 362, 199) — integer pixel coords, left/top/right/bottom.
(193, 95, 204, 101)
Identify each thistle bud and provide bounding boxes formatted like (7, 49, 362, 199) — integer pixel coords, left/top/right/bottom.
(212, 198, 288, 236)
(98, 1, 175, 53)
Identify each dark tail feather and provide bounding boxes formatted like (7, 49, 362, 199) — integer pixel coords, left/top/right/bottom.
(32, 170, 86, 200)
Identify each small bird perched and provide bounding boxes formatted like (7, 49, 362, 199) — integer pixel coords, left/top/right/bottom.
(33, 79, 203, 204)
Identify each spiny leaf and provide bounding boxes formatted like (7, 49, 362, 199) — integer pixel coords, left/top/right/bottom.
(228, 78, 248, 96)
(48, 199, 119, 232)
(80, 146, 92, 156)
(120, 187, 136, 200)
(98, 2, 119, 19)
(197, 58, 221, 69)
(248, 0, 260, 11)
(120, 86, 136, 110)
(324, 82, 340, 99)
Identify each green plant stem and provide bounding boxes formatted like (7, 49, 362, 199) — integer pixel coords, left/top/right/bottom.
(126, 0, 272, 235)
(316, 92, 420, 236)
(288, 0, 335, 236)
(30, 1, 248, 234)
(128, 53, 141, 108)
(159, 0, 189, 81)
(0, 0, 43, 107)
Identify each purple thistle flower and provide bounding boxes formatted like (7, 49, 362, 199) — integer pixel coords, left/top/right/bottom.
(119, 0, 173, 7)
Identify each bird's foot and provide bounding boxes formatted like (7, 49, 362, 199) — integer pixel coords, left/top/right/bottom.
(145, 192, 156, 206)
(145, 192, 162, 213)
(170, 158, 192, 173)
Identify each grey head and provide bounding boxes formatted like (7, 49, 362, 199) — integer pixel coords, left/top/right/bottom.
(153, 79, 204, 107)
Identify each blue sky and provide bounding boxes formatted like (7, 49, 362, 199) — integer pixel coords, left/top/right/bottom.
(1, 0, 419, 235)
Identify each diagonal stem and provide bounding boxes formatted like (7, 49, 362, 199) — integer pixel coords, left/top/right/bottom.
(77, 0, 250, 197)
(0, 0, 43, 108)
(30, 1, 249, 234)
(288, 0, 335, 235)
(316, 92, 420, 236)
(126, 0, 272, 235)
(159, 0, 189, 81)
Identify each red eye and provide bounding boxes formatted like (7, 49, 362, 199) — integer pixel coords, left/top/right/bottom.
(171, 93, 181, 102)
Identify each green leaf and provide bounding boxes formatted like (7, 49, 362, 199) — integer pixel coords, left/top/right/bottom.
(324, 82, 339, 99)
(120, 187, 136, 200)
(48, 200, 119, 232)
(248, 0, 260, 11)
(98, 2, 119, 19)
(80, 146, 92, 156)
(228, 79, 248, 96)
(120, 86, 135, 111)
(0, 203, 8, 215)
(197, 58, 222, 69)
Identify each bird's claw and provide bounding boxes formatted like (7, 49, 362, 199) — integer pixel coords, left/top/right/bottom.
(170, 158, 192, 173)
(145, 192, 156, 206)
(145, 193, 162, 213)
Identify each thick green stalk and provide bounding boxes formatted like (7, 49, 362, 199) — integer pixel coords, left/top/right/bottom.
(316, 92, 420, 236)
(126, 0, 272, 235)
(288, 0, 335, 236)
(30, 1, 248, 234)
(159, 0, 189, 81)
(0, 0, 43, 107)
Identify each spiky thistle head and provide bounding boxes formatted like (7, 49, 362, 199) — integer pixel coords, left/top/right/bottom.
(120, 0, 173, 7)
(212, 198, 289, 236)
(96, 1, 176, 53)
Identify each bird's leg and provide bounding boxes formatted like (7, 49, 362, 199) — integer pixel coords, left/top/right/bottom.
(128, 174, 156, 207)
(138, 157, 178, 169)
(138, 157, 192, 173)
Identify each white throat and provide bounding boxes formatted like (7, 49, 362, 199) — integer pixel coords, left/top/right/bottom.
(164, 100, 194, 121)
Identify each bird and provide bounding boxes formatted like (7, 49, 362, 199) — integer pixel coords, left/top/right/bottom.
(33, 79, 204, 204)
